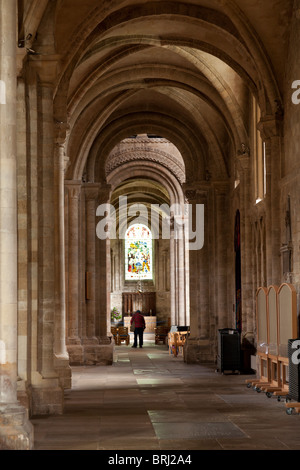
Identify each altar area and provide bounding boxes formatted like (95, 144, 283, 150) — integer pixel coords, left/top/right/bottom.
(124, 316, 156, 335)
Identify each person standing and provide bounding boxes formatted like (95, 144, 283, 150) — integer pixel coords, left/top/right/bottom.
(131, 310, 146, 348)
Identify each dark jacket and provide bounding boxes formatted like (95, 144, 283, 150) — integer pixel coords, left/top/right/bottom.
(131, 312, 146, 329)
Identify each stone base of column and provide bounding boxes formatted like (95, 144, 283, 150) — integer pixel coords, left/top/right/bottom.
(67, 338, 113, 366)
(183, 337, 215, 364)
(17, 380, 31, 412)
(83, 339, 114, 366)
(82, 336, 99, 345)
(54, 354, 72, 390)
(67, 344, 84, 365)
(0, 404, 34, 450)
(28, 379, 64, 416)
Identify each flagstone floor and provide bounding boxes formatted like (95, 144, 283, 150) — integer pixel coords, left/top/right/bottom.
(31, 342, 300, 451)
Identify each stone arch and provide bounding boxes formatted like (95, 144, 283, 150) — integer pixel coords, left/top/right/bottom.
(74, 112, 206, 184)
(66, 85, 231, 183)
(105, 147, 185, 185)
(107, 161, 185, 207)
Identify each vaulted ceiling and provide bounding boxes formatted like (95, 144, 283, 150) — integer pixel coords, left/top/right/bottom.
(21, 0, 292, 185)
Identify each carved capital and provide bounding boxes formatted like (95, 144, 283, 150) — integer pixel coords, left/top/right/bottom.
(257, 114, 283, 140)
(237, 143, 250, 157)
(29, 55, 60, 85)
(183, 184, 209, 203)
(83, 183, 101, 201)
(184, 189, 197, 203)
(54, 120, 69, 145)
(98, 183, 112, 204)
(65, 181, 81, 200)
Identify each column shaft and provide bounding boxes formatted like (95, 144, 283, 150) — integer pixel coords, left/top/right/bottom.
(66, 182, 81, 343)
(0, 0, 34, 449)
(0, 0, 19, 404)
(54, 144, 68, 358)
(84, 185, 99, 342)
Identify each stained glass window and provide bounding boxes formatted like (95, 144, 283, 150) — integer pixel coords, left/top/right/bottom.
(125, 224, 153, 280)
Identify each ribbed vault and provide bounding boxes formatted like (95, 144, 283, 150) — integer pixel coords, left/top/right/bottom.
(33, 0, 289, 187)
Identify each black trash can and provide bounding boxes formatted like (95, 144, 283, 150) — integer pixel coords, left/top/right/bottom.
(216, 328, 241, 374)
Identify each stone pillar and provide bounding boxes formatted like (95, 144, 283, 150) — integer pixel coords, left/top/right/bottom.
(91, 184, 114, 365)
(258, 115, 283, 286)
(169, 221, 176, 325)
(174, 216, 187, 326)
(162, 249, 167, 291)
(183, 186, 212, 363)
(197, 189, 210, 340)
(0, 0, 33, 448)
(215, 184, 229, 330)
(184, 189, 199, 336)
(237, 152, 254, 336)
(27, 61, 65, 416)
(96, 184, 112, 338)
(83, 183, 99, 343)
(16, 77, 29, 407)
(53, 140, 71, 388)
(65, 181, 83, 364)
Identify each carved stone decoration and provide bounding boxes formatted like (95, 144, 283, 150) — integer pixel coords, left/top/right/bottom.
(237, 143, 250, 156)
(184, 189, 197, 203)
(105, 148, 185, 184)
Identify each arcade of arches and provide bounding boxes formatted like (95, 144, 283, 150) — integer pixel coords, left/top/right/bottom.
(0, 0, 300, 449)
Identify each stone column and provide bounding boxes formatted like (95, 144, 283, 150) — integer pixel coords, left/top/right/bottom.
(237, 152, 254, 336)
(174, 216, 186, 326)
(183, 186, 211, 363)
(258, 115, 283, 286)
(16, 77, 29, 405)
(53, 140, 71, 388)
(0, 0, 33, 449)
(96, 184, 112, 338)
(197, 189, 210, 340)
(215, 184, 230, 330)
(83, 183, 99, 343)
(27, 60, 65, 416)
(162, 249, 167, 291)
(37, 81, 56, 377)
(92, 184, 114, 365)
(169, 219, 176, 325)
(65, 181, 83, 364)
(184, 189, 199, 336)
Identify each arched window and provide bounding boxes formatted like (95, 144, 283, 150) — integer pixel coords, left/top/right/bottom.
(125, 224, 153, 280)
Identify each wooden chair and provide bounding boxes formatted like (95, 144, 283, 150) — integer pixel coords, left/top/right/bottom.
(155, 326, 169, 344)
(117, 326, 130, 346)
(111, 326, 119, 344)
(168, 332, 187, 357)
(176, 331, 188, 356)
(168, 332, 176, 355)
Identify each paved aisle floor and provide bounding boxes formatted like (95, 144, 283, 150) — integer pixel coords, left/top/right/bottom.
(31, 342, 300, 451)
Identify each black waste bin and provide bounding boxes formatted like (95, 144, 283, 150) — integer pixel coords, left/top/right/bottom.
(216, 328, 241, 374)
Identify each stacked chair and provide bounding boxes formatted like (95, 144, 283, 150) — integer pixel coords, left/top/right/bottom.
(245, 283, 297, 406)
